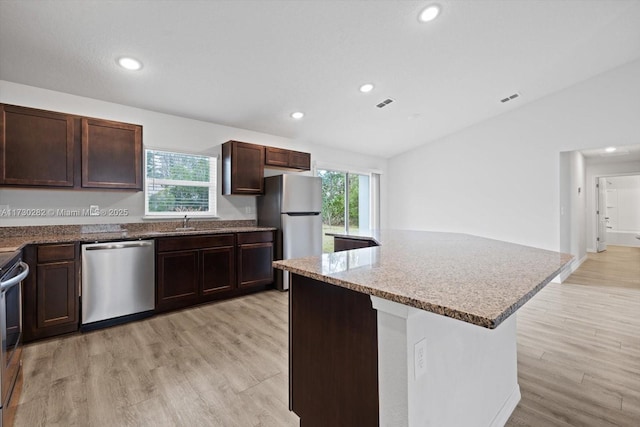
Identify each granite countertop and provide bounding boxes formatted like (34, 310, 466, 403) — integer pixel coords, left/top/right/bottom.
(274, 230, 573, 329)
(0, 226, 276, 253)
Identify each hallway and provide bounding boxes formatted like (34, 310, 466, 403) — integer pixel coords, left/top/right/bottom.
(567, 245, 640, 289)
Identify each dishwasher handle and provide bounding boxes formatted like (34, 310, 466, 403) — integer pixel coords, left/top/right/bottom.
(84, 241, 154, 251)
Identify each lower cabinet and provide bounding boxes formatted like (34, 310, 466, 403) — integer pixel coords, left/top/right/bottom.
(156, 231, 274, 313)
(238, 231, 274, 288)
(20, 230, 275, 341)
(156, 234, 236, 312)
(202, 246, 235, 296)
(23, 243, 79, 342)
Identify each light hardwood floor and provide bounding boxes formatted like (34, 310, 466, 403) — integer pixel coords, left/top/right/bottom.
(13, 250, 640, 426)
(14, 291, 299, 427)
(566, 245, 640, 290)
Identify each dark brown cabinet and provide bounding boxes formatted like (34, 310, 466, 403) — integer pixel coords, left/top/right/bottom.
(82, 118, 142, 189)
(0, 103, 142, 190)
(237, 231, 274, 288)
(221, 141, 312, 195)
(156, 231, 273, 314)
(156, 249, 200, 310)
(334, 236, 378, 252)
(265, 147, 311, 171)
(156, 234, 236, 312)
(222, 140, 265, 195)
(0, 104, 76, 187)
(202, 246, 235, 296)
(23, 243, 79, 342)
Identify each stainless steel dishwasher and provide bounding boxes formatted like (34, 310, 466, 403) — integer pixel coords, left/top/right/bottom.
(81, 240, 155, 331)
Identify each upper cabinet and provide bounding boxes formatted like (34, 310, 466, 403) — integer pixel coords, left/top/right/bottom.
(0, 104, 76, 187)
(265, 147, 310, 171)
(0, 103, 143, 191)
(222, 140, 311, 195)
(222, 140, 265, 195)
(82, 118, 142, 190)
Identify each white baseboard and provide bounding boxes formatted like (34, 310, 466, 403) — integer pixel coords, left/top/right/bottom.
(489, 384, 521, 427)
(558, 254, 588, 283)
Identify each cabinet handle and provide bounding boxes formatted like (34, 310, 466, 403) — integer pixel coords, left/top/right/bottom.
(84, 241, 153, 251)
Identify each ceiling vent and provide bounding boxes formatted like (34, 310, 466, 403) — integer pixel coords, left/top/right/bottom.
(376, 98, 395, 108)
(500, 92, 521, 104)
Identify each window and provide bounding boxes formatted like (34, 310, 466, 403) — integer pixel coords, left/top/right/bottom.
(145, 149, 217, 217)
(317, 168, 380, 252)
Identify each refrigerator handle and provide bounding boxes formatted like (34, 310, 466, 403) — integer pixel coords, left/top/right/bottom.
(284, 212, 321, 216)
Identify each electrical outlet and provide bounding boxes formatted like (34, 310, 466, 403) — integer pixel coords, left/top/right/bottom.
(414, 338, 427, 379)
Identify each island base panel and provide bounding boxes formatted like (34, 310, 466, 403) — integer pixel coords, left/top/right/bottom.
(290, 274, 379, 426)
(372, 296, 521, 427)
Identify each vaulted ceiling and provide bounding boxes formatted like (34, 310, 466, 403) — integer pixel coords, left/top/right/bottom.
(1, 0, 640, 158)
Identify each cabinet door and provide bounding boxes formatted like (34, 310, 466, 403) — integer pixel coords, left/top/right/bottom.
(265, 147, 290, 167)
(1, 104, 75, 186)
(289, 151, 311, 170)
(201, 246, 235, 297)
(82, 118, 142, 189)
(222, 140, 264, 195)
(156, 250, 199, 311)
(36, 261, 78, 329)
(238, 242, 274, 288)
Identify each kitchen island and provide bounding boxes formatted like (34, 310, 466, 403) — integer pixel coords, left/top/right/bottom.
(273, 230, 573, 427)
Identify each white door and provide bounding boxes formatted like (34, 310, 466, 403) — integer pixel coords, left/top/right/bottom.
(597, 177, 608, 252)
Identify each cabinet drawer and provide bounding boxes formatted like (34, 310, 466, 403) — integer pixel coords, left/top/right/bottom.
(37, 244, 76, 263)
(156, 234, 235, 252)
(237, 231, 273, 244)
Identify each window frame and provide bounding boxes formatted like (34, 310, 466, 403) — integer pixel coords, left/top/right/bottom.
(144, 148, 218, 218)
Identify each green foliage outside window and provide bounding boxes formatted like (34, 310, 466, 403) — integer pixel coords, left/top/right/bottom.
(318, 170, 360, 227)
(146, 149, 215, 215)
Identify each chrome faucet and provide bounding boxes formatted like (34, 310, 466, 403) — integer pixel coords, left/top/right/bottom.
(183, 215, 190, 229)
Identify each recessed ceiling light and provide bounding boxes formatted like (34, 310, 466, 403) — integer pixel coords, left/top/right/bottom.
(418, 4, 441, 22)
(291, 111, 304, 119)
(117, 57, 143, 71)
(605, 147, 617, 153)
(359, 83, 374, 93)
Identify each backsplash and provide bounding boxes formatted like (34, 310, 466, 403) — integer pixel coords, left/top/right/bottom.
(0, 219, 256, 238)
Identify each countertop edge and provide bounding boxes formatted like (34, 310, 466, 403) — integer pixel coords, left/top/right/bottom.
(273, 250, 573, 330)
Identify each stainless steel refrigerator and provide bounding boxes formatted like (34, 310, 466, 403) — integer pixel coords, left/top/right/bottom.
(257, 174, 322, 291)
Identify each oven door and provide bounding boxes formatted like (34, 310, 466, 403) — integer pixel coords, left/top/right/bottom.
(0, 260, 28, 420)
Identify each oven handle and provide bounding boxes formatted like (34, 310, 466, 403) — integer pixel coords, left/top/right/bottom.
(0, 262, 29, 292)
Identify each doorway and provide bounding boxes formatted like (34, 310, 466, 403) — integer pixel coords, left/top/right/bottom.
(559, 144, 640, 287)
(595, 174, 640, 252)
(317, 169, 372, 252)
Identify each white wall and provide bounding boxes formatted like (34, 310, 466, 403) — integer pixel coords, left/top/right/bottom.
(585, 160, 640, 251)
(0, 81, 388, 226)
(388, 58, 640, 252)
(559, 151, 586, 272)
